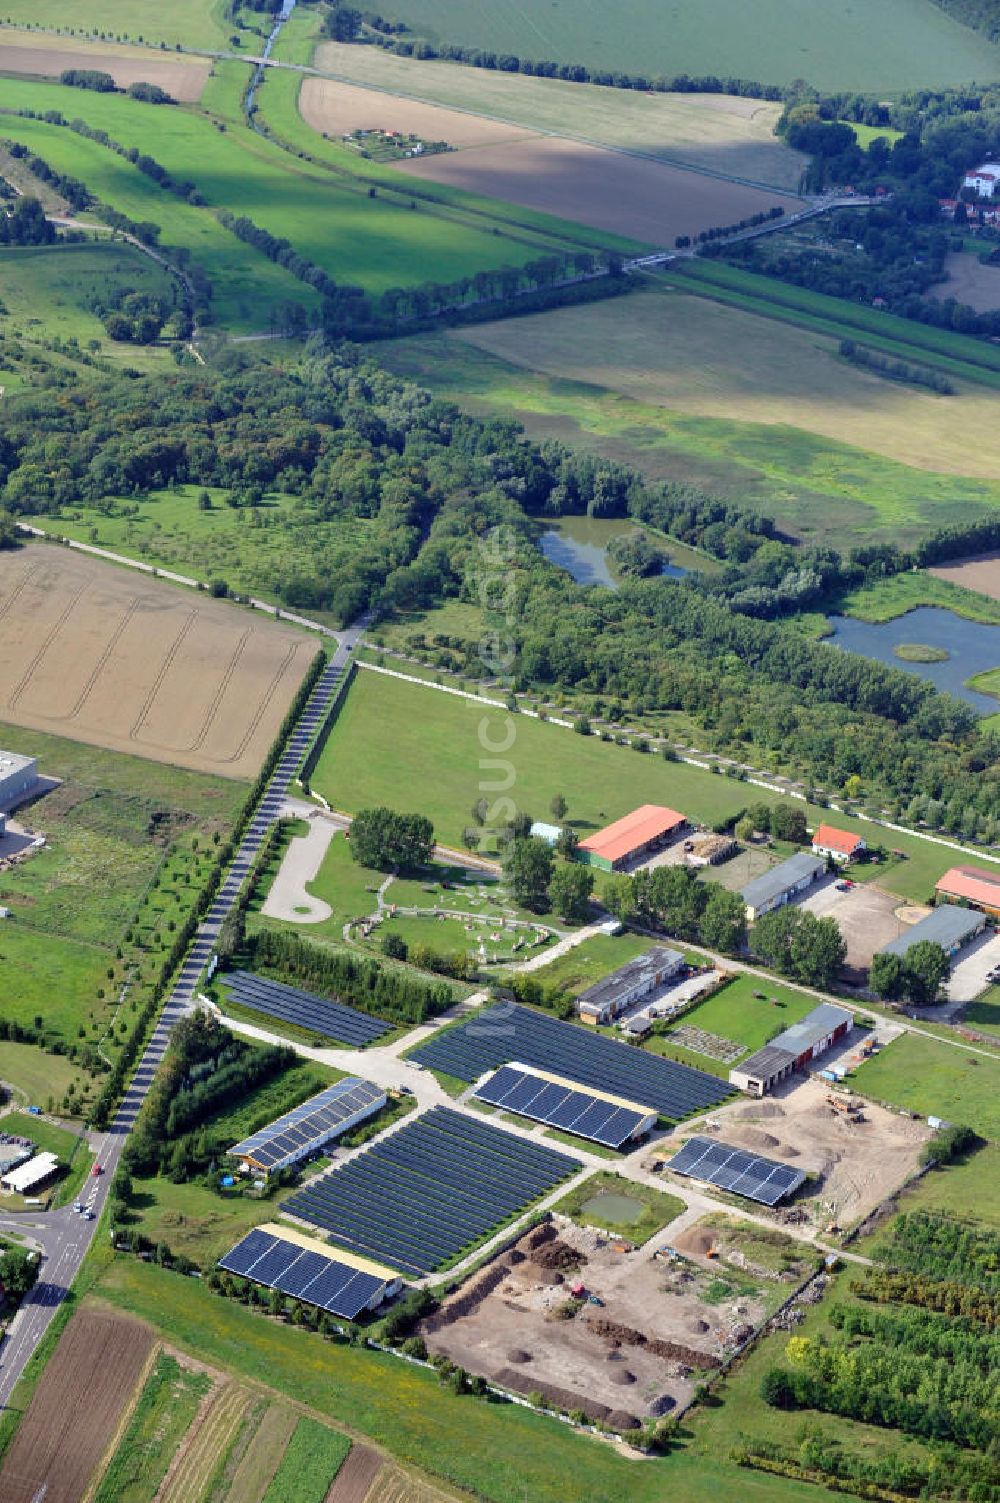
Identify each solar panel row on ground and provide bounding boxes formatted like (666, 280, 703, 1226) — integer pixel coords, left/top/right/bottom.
(231, 1078, 385, 1171)
(667, 1135, 806, 1206)
(284, 1106, 580, 1275)
(219, 1227, 389, 1319)
(474, 1065, 648, 1149)
(410, 1004, 732, 1119)
(223, 970, 389, 1046)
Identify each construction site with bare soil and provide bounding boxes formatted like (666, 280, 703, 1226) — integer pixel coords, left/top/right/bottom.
(420, 1216, 813, 1426)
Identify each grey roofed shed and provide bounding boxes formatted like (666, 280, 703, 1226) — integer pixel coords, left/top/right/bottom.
(741, 852, 825, 914)
(880, 903, 985, 959)
(769, 1002, 853, 1056)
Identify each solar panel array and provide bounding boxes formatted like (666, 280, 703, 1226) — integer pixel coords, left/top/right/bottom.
(284, 1106, 581, 1276)
(231, 1078, 384, 1170)
(474, 1065, 649, 1149)
(667, 1135, 806, 1206)
(219, 1227, 389, 1320)
(410, 1004, 733, 1120)
(223, 970, 389, 1046)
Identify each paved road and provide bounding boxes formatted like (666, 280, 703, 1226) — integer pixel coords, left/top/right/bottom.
(0, 621, 365, 1408)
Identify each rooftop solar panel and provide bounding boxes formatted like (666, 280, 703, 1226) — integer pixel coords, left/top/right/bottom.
(218, 1229, 394, 1320)
(474, 1065, 651, 1149)
(223, 970, 390, 1047)
(283, 1106, 580, 1275)
(410, 1004, 732, 1121)
(231, 1077, 384, 1167)
(666, 1135, 806, 1206)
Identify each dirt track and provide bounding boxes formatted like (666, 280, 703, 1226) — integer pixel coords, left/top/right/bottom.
(0, 37, 208, 100)
(396, 135, 803, 247)
(0, 546, 313, 780)
(0, 1308, 153, 1503)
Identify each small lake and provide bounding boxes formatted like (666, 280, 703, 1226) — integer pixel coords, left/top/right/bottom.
(538, 515, 689, 589)
(828, 606, 1000, 715)
(580, 1191, 644, 1225)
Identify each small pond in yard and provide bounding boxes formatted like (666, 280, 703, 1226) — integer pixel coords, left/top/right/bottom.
(827, 606, 1000, 715)
(538, 515, 693, 588)
(579, 1191, 645, 1226)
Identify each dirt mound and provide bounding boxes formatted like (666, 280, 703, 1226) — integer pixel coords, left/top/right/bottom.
(736, 1101, 784, 1120)
(537, 1270, 564, 1286)
(649, 1394, 676, 1416)
(422, 1263, 508, 1333)
(507, 1348, 531, 1364)
(688, 1317, 709, 1334)
(532, 1238, 583, 1271)
(508, 1249, 526, 1265)
(495, 1369, 612, 1425)
(610, 1368, 636, 1386)
(526, 1223, 556, 1251)
(740, 1128, 779, 1150)
(586, 1316, 717, 1370)
(675, 1226, 715, 1256)
(607, 1410, 641, 1432)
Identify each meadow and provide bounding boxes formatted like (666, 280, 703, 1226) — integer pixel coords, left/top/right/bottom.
(311, 42, 805, 189)
(672, 974, 817, 1053)
(381, 328, 1000, 552)
(93, 1260, 834, 1503)
(312, 667, 969, 903)
(0, 0, 233, 51)
(852, 1030, 1000, 1141)
(29, 485, 369, 609)
(359, 0, 1000, 91)
(0, 29, 210, 97)
(0, 243, 178, 375)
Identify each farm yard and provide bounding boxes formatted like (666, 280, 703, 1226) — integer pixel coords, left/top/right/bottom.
(352, 0, 1000, 91)
(0, 30, 210, 98)
(396, 136, 802, 251)
(307, 44, 807, 189)
(0, 546, 313, 780)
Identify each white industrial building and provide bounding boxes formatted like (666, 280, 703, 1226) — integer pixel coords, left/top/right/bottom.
(2, 1151, 59, 1194)
(0, 751, 39, 812)
(963, 162, 1000, 198)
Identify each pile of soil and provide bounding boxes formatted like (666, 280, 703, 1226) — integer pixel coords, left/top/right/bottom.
(532, 1238, 584, 1271)
(422, 1262, 508, 1333)
(741, 1128, 780, 1150)
(507, 1348, 532, 1364)
(610, 1368, 636, 1386)
(495, 1369, 611, 1425)
(586, 1315, 718, 1371)
(649, 1394, 676, 1416)
(607, 1410, 641, 1432)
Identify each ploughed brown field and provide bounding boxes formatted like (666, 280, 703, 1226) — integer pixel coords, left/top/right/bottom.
(394, 134, 804, 247)
(0, 31, 209, 100)
(0, 545, 314, 779)
(0, 1308, 154, 1503)
(929, 550, 1000, 601)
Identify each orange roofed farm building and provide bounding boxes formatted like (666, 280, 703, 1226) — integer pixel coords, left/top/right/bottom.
(811, 824, 866, 863)
(578, 804, 687, 872)
(935, 865, 1000, 921)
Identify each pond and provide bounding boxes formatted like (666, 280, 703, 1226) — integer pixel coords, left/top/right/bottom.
(579, 1190, 644, 1226)
(538, 515, 689, 589)
(827, 606, 1000, 715)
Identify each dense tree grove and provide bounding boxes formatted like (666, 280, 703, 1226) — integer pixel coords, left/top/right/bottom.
(870, 940, 950, 1005)
(751, 906, 847, 989)
(349, 806, 434, 871)
(2, 341, 997, 831)
(0, 195, 54, 246)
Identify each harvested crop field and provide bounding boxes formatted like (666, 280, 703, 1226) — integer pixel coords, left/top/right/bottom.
(929, 550, 1000, 601)
(454, 288, 1000, 480)
(0, 1308, 154, 1503)
(326, 1444, 382, 1502)
(0, 31, 209, 99)
(933, 251, 1000, 313)
(311, 44, 804, 188)
(395, 136, 803, 249)
(0, 546, 313, 779)
(158, 1380, 251, 1503)
(300, 77, 535, 150)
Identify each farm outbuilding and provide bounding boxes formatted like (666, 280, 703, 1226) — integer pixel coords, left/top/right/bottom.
(934, 865, 1000, 921)
(879, 903, 986, 961)
(811, 825, 865, 863)
(729, 1003, 852, 1096)
(0, 751, 39, 811)
(229, 1078, 386, 1177)
(742, 852, 826, 921)
(578, 805, 687, 871)
(577, 946, 685, 1024)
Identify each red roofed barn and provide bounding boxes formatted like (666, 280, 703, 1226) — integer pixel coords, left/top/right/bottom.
(935, 865, 1000, 921)
(578, 804, 687, 871)
(811, 824, 865, 864)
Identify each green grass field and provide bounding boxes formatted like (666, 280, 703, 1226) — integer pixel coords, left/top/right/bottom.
(92, 1259, 834, 1502)
(0, 243, 177, 373)
(261, 1418, 350, 1503)
(964, 984, 1000, 1038)
(28, 486, 369, 606)
(0, 922, 110, 1043)
(836, 570, 1000, 627)
(310, 667, 972, 905)
(0, 1041, 91, 1105)
(364, 0, 1000, 90)
(381, 324, 1000, 552)
(0, 0, 233, 50)
(852, 1031, 1000, 1141)
(671, 974, 817, 1054)
(127, 1176, 278, 1264)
